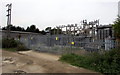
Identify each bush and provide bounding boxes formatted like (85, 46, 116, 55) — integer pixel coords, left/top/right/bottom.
(2, 38, 28, 51)
(16, 44, 28, 51)
(59, 49, 120, 74)
(2, 38, 19, 48)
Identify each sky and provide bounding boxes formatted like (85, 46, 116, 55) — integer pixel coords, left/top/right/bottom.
(1, 0, 119, 30)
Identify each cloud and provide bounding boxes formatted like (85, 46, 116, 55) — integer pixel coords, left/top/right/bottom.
(1, 0, 118, 30)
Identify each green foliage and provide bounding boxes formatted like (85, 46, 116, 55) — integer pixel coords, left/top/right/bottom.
(35, 28, 40, 33)
(2, 38, 19, 48)
(59, 49, 120, 73)
(2, 38, 28, 51)
(3, 48, 17, 52)
(40, 30, 46, 35)
(113, 16, 120, 38)
(2, 25, 64, 35)
(26, 25, 41, 33)
(16, 44, 28, 51)
(2, 25, 25, 31)
(2, 25, 40, 33)
(45, 27, 51, 32)
(26, 25, 36, 32)
(50, 28, 62, 35)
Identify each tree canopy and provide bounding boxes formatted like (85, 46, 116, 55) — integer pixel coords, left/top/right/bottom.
(113, 16, 120, 39)
(2, 25, 40, 33)
(2, 25, 25, 31)
(2, 25, 63, 35)
(50, 28, 62, 35)
(26, 25, 40, 33)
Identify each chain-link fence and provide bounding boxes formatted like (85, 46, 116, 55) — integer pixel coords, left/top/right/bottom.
(1, 30, 119, 54)
(17, 34, 118, 54)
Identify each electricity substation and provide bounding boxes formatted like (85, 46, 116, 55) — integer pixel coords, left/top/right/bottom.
(1, 3, 118, 54)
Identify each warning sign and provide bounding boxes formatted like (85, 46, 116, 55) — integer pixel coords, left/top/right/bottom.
(71, 42, 75, 45)
(56, 37, 58, 40)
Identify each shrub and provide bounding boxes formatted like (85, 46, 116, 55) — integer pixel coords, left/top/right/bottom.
(2, 38, 28, 51)
(2, 38, 19, 48)
(59, 49, 120, 74)
(16, 44, 28, 51)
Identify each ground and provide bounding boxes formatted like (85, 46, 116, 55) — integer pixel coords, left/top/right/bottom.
(1, 49, 99, 73)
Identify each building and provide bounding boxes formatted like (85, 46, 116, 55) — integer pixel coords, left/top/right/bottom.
(96, 25, 115, 50)
(97, 25, 114, 41)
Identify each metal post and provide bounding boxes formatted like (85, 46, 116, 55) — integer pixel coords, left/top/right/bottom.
(6, 3, 12, 38)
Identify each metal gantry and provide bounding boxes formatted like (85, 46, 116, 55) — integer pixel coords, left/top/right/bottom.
(55, 19, 99, 37)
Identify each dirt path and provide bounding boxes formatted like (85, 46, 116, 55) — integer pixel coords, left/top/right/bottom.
(1, 49, 98, 73)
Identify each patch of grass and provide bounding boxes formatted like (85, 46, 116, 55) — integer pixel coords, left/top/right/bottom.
(59, 48, 120, 74)
(2, 48, 17, 52)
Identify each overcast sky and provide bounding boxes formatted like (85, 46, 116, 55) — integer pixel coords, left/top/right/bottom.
(1, 0, 119, 30)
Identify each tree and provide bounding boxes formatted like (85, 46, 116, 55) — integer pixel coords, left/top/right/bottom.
(35, 28, 40, 33)
(50, 28, 62, 35)
(29, 25, 36, 32)
(26, 27, 30, 32)
(16, 26, 25, 31)
(2, 25, 25, 31)
(113, 16, 120, 39)
(45, 27, 51, 32)
(26, 25, 41, 33)
(40, 30, 46, 35)
(113, 16, 120, 48)
(2, 24, 41, 33)
(26, 25, 36, 32)
(2, 27, 7, 30)
(26, 25, 35, 32)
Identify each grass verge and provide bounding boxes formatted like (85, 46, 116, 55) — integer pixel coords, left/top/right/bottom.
(59, 48, 120, 74)
(2, 48, 17, 52)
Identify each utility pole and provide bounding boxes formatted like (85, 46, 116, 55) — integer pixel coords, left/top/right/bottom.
(6, 3, 12, 38)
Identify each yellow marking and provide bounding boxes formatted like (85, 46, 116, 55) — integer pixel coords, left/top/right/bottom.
(71, 42, 75, 45)
(56, 37, 58, 40)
